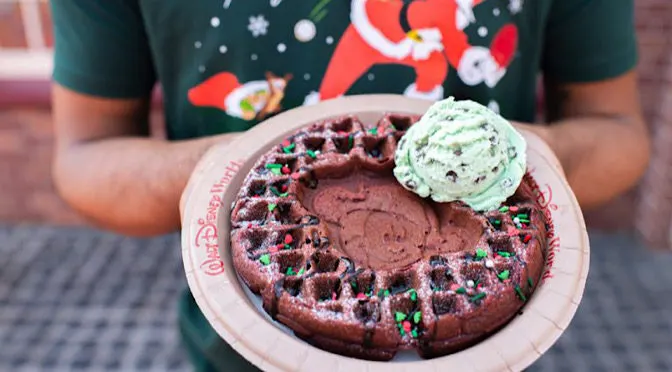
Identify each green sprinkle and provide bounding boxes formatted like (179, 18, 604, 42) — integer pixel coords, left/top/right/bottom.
(351, 281, 358, 290)
(270, 187, 281, 196)
(413, 311, 422, 324)
(286, 267, 295, 275)
(306, 149, 317, 158)
(456, 287, 467, 294)
(366, 291, 372, 297)
(493, 219, 501, 225)
(527, 277, 534, 288)
(515, 286, 527, 301)
(377, 289, 384, 297)
(279, 192, 289, 198)
(399, 328, 406, 337)
(259, 254, 270, 266)
(476, 248, 488, 259)
(348, 134, 353, 148)
(267, 203, 277, 212)
(497, 251, 511, 258)
(265, 163, 282, 169)
(390, 125, 397, 131)
(407, 288, 417, 301)
(519, 218, 530, 224)
(516, 214, 529, 219)
(497, 270, 510, 281)
(297, 267, 305, 276)
(270, 168, 282, 175)
(368, 128, 378, 135)
(284, 244, 291, 250)
(499, 206, 509, 212)
(384, 289, 390, 297)
(282, 143, 296, 153)
(395, 312, 407, 322)
(411, 329, 418, 338)
(470, 292, 486, 302)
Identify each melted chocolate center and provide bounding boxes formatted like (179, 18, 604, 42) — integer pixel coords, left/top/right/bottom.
(300, 172, 483, 270)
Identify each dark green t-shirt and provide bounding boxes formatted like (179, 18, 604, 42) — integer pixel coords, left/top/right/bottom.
(51, 0, 637, 370)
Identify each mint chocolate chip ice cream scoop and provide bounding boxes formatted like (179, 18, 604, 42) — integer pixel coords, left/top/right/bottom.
(393, 97, 527, 212)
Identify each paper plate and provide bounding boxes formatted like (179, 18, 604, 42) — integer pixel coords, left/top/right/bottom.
(181, 95, 590, 372)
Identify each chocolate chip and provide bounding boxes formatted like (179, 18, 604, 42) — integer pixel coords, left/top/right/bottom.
(492, 166, 499, 173)
(405, 180, 417, 190)
(446, 171, 458, 182)
(475, 175, 486, 184)
(508, 147, 517, 158)
(454, 148, 462, 156)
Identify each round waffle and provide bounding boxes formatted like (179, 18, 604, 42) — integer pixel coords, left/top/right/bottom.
(230, 113, 548, 361)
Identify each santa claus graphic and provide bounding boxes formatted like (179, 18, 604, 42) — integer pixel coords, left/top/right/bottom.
(304, 0, 518, 105)
(189, 71, 292, 121)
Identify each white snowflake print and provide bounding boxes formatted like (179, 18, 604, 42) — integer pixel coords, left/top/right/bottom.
(508, 0, 523, 14)
(223, 0, 232, 9)
(248, 15, 269, 37)
(270, 0, 282, 7)
(488, 100, 500, 114)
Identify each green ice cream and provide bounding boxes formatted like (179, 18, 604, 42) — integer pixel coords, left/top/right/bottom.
(393, 97, 527, 212)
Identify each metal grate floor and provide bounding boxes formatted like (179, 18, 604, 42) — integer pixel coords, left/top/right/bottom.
(1, 225, 670, 371)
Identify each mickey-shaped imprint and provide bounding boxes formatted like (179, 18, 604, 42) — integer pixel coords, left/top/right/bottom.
(300, 172, 483, 270)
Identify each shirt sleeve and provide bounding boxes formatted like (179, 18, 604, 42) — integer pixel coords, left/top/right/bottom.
(50, 0, 156, 98)
(542, 0, 638, 83)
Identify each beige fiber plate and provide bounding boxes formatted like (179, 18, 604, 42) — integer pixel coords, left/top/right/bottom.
(181, 94, 589, 372)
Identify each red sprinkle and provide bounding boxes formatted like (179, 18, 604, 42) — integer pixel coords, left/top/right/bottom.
(281, 140, 291, 147)
(523, 234, 532, 243)
(284, 234, 293, 244)
(291, 172, 301, 180)
(509, 206, 519, 212)
(356, 293, 367, 300)
(269, 246, 279, 253)
(402, 321, 412, 333)
(507, 226, 518, 237)
(476, 283, 483, 289)
(281, 166, 291, 175)
(281, 184, 288, 192)
(332, 292, 337, 300)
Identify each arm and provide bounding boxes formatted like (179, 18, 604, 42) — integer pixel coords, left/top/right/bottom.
(49, 0, 240, 236)
(515, 0, 650, 209)
(517, 70, 650, 209)
(52, 85, 239, 237)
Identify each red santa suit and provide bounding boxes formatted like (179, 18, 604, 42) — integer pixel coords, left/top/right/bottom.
(305, 0, 517, 105)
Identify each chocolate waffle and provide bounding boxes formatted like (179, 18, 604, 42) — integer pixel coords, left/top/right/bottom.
(230, 114, 548, 361)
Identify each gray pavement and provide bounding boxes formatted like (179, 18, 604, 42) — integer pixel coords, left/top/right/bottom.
(0, 225, 670, 371)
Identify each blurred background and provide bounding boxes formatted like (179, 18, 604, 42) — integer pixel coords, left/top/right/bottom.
(1, 0, 670, 371)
